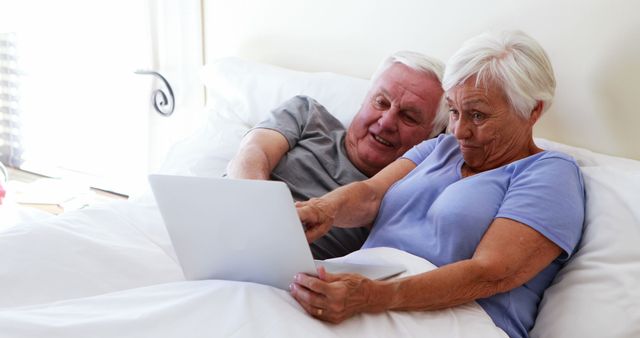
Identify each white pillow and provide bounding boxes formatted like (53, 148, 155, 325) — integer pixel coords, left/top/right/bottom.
(530, 165, 640, 338)
(159, 58, 370, 178)
(202, 57, 370, 128)
(535, 138, 640, 170)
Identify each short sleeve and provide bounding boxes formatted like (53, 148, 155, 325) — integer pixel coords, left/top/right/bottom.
(496, 156, 585, 261)
(253, 95, 345, 151)
(402, 134, 449, 165)
(253, 95, 313, 149)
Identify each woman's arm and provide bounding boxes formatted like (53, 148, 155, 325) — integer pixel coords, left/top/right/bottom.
(298, 158, 416, 243)
(291, 217, 562, 323)
(381, 218, 562, 310)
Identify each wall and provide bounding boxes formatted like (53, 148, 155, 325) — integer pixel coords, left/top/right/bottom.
(203, 0, 640, 160)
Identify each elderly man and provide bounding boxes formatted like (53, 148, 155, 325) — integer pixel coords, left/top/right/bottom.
(227, 51, 447, 259)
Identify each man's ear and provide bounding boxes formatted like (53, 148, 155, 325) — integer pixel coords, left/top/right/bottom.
(529, 101, 543, 125)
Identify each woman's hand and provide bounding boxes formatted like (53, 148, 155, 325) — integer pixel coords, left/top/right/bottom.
(295, 160, 416, 243)
(289, 266, 382, 323)
(296, 198, 337, 243)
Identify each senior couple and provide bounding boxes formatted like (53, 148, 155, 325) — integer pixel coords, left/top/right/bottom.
(227, 30, 584, 338)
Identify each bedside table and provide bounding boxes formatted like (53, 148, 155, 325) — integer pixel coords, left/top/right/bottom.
(4, 167, 128, 215)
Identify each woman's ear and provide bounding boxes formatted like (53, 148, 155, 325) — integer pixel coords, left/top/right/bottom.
(529, 101, 543, 125)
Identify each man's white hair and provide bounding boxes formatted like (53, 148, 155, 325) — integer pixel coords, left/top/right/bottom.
(371, 51, 448, 137)
(443, 30, 556, 119)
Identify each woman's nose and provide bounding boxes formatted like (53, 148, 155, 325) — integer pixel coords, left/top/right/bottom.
(453, 118, 472, 139)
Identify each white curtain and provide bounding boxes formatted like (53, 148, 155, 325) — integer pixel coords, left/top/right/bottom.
(147, 0, 205, 171)
(0, 32, 22, 168)
(0, 0, 205, 195)
(0, 0, 154, 195)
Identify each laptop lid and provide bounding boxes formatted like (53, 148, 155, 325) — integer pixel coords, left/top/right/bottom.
(149, 175, 317, 289)
(149, 175, 406, 290)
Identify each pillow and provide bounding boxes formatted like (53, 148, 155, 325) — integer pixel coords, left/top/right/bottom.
(535, 138, 640, 170)
(158, 58, 370, 178)
(530, 166, 640, 338)
(202, 57, 370, 127)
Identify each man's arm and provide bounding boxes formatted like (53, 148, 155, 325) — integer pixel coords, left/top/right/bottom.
(226, 129, 290, 180)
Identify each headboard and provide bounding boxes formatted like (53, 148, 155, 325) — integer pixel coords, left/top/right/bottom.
(202, 0, 640, 160)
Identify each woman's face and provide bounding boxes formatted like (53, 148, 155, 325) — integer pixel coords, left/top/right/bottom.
(446, 77, 539, 172)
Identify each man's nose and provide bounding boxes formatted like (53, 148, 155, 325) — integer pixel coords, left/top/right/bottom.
(378, 107, 399, 132)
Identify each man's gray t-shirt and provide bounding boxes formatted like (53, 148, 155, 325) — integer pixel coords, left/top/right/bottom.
(254, 95, 369, 259)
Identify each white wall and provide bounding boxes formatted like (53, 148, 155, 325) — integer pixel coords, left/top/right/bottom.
(204, 0, 640, 160)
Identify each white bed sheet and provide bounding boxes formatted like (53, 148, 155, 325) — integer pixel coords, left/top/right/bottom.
(0, 200, 506, 337)
(0, 201, 182, 309)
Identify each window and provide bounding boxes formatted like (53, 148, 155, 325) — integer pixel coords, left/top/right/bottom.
(0, 0, 153, 195)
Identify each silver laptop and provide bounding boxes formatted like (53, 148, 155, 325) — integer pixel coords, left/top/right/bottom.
(148, 175, 405, 290)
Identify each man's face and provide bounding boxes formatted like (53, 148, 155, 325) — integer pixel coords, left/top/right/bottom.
(345, 63, 443, 176)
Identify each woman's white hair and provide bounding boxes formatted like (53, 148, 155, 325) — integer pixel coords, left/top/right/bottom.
(371, 51, 448, 137)
(443, 30, 556, 119)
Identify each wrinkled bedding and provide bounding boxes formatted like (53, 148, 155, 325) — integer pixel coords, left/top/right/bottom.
(0, 200, 506, 337)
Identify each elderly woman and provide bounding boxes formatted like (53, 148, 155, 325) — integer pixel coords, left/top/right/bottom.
(290, 30, 585, 338)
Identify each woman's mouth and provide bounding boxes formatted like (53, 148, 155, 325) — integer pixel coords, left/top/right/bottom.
(459, 143, 479, 151)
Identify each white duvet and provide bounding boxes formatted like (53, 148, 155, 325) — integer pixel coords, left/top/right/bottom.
(0, 200, 506, 338)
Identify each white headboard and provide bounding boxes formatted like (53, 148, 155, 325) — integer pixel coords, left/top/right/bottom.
(203, 0, 640, 160)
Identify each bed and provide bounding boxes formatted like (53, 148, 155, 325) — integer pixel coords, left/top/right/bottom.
(2, 1, 640, 336)
(0, 57, 639, 337)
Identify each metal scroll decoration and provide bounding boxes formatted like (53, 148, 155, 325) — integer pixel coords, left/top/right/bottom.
(134, 70, 175, 117)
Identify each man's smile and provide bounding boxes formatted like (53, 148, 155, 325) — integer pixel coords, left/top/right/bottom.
(372, 133, 393, 147)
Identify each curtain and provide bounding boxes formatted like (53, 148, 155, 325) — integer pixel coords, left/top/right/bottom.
(146, 0, 204, 170)
(1, 1, 154, 195)
(0, 0, 205, 195)
(0, 32, 22, 168)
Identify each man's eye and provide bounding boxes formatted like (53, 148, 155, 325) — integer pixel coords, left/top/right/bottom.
(472, 112, 485, 121)
(374, 96, 389, 108)
(449, 109, 459, 119)
(402, 112, 419, 125)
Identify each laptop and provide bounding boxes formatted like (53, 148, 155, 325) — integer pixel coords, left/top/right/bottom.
(148, 175, 405, 290)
